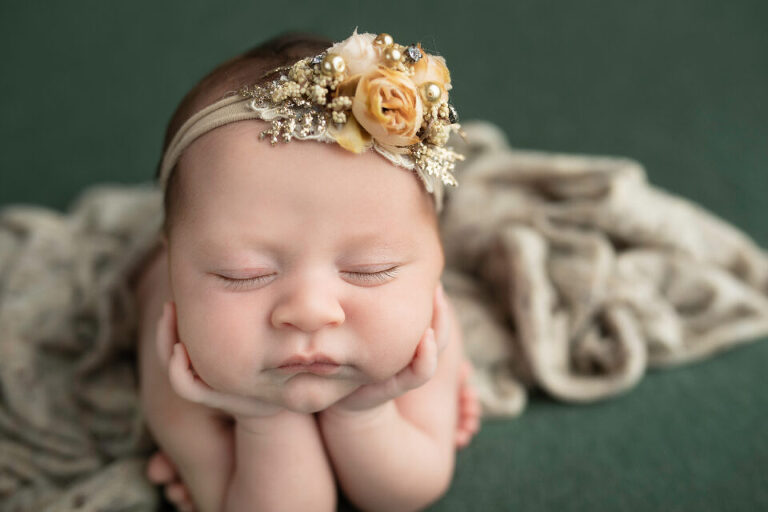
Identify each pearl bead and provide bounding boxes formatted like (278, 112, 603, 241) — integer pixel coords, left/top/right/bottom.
(374, 33, 394, 47)
(321, 53, 346, 75)
(423, 82, 442, 103)
(383, 47, 402, 64)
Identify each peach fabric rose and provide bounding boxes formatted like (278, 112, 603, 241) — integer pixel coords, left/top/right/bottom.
(351, 66, 424, 149)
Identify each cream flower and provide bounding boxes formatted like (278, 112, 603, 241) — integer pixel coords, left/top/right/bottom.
(351, 66, 424, 148)
(411, 44, 452, 104)
(327, 29, 379, 77)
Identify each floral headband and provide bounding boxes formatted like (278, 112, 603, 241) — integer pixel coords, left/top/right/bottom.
(158, 29, 464, 211)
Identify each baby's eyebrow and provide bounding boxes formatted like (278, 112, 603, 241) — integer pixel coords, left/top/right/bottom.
(197, 231, 413, 259)
(342, 232, 412, 250)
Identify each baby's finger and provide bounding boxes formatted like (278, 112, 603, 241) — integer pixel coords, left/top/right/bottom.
(168, 345, 279, 416)
(464, 414, 480, 434)
(146, 452, 176, 484)
(155, 301, 178, 366)
(455, 430, 471, 449)
(396, 328, 438, 391)
(414, 328, 438, 377)
(165, 482, 192, 509)
(168, 343, 207, 403)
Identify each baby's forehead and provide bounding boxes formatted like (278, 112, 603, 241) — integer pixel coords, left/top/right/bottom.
(181, 121, 438, 224)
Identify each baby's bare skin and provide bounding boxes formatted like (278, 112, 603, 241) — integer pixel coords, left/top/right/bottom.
(145, 360, 480, 512)
(135, 244, 477, 511)
(135, 120, 481, 511)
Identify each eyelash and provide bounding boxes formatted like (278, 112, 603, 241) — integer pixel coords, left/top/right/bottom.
(218, 267, 400, 290)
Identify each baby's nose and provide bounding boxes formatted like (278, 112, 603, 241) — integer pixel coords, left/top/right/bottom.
(270, 284, 345, 332)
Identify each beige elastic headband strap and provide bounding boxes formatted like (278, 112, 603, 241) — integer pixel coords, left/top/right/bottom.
(158, 93, 258, 191)
(156, 90, 448, 212)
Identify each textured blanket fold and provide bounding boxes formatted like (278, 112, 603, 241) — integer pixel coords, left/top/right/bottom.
(1, 120, 767, 509)
(440, 122, 768, 417)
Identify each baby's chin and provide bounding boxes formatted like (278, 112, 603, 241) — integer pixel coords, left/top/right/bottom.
(275, 373, 362, 413)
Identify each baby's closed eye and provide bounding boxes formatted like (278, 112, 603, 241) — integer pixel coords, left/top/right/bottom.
(213, 266, 401, 291)
(341, 266, 400, 284)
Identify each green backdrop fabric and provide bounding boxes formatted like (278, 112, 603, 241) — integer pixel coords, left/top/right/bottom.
(1, 1, 766, 510)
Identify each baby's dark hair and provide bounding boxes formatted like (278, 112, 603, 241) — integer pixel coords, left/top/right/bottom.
(155, 32, 334, 236)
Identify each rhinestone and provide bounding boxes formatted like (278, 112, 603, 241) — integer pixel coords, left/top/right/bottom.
(311, 54, 324, 65)
(405, 45, 422, 62)
(448, 104, 459, 124)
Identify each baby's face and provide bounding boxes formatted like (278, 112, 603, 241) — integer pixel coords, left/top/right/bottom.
(166, 120, 444, 413)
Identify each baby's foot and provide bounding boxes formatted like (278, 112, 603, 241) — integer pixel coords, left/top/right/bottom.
(455, 360, 481, 449)
(146, 451, 196, 512)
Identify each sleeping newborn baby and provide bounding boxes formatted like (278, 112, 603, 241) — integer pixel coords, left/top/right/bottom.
(131, 30, 479, 511)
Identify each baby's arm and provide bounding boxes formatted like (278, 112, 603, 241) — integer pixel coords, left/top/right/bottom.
(156, 303, 336, 512)
(225, 411, 335, 511)
(140, 307, 234, 511)
(317, 287, 462, 512)
(146, 373, 334, 512)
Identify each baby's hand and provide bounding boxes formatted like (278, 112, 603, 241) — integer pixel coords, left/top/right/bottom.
(157, 301, 283, 419)
(331, 326, 438, 413)
(329, 283, 449, 413)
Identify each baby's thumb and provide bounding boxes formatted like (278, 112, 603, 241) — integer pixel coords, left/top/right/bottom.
(167, 342, 203, 403)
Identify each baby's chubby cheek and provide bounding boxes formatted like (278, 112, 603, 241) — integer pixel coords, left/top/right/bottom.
(173, 300, 265, 394)
(168, 261, 442, 398)
(348, 282, 436, 382)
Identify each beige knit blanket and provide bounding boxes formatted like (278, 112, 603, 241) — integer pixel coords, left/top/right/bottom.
(2, 121, 767, 510)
